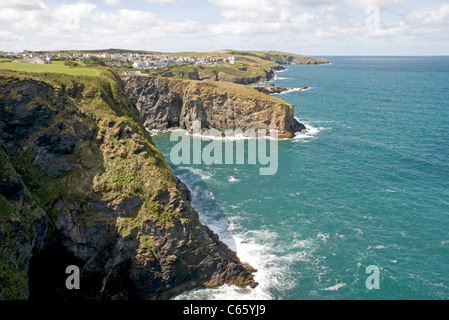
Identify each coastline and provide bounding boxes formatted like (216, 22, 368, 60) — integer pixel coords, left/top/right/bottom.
(0, 51, 328, 300)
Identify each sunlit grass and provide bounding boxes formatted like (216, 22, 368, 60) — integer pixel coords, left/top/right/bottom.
(0, 61, 99, 76)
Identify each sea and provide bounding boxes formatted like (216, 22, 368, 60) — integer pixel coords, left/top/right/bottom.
(151, 56, 449, 300)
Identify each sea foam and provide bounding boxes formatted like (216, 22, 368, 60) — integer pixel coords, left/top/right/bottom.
(172, 167, 314, 300)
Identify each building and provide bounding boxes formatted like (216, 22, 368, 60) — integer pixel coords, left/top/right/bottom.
(11, 56, 52, 64)
(29, 57, 52, 64)
(122, 70, 148, 76)
(29, 57, 46, 64)
(228, 56, 236, 64)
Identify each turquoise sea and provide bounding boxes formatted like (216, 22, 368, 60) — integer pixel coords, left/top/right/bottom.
(152, 56, 449, 300)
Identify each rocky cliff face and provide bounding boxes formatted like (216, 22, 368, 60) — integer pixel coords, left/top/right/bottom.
(122, 76, 305, 138)
(0, 70, 256, 300)
(264, 53, 329, 65)
(280, 56, 329, 65)
(181, 68, 276, 85)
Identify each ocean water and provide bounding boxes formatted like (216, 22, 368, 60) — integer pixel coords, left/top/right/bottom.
(151, 56, 449, 300)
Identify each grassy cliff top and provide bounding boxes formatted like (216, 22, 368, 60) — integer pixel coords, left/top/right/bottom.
(0, 61, 100, 77)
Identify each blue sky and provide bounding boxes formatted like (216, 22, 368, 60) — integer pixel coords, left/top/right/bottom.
(1, 0, 449, 55)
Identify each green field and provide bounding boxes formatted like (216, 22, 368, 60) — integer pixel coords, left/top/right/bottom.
(0, 61, 99, 77)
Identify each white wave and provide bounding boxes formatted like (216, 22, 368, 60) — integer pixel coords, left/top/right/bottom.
(174, 228, 301, 300)
(172, 158, 325, 300)
(293, 126, 320, 140)
(182, 167, 212, 181)
(149, 127, 183, 135)
(368, 245, 385, 250)
(173, 168, 316, 300)
(292, 119, 332, 141)
(272, 87, 311, 95)
(323, 283, 346, 291)
(228, 176, 240, 183)
(192, 131, 278, 141)
(317, 233, 330, 242)
(273, 74, 288, 80)
(162, 128, 258, 141)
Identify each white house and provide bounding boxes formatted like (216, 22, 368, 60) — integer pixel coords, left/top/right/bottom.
(123, 70, 142, 76)
(228, 56, 236, 64)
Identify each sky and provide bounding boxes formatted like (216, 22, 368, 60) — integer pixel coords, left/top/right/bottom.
(1, 0, 449, 55)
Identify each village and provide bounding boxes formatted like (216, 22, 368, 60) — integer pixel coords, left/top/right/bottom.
(0, 50, 237, 69)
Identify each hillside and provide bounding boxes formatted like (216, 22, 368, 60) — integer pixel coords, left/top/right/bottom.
(0, 49, 312, 300)
(47, 49, 329, 84)
(146, 50, 328, 83)
(0, 68, 257, 300)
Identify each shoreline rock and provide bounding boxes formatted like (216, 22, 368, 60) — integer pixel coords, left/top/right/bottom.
(251, 84, 310, 95)
(251, 84, 289, 95)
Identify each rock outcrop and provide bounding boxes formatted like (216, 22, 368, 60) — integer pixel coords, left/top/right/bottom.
(264, 53, 329, 65)
(122, 76, 305, 138)
(0, 70, 256, 300)
(251, 84, 289, 95)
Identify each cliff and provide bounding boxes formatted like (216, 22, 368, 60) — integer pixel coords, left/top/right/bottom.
(252, 51, 329, 65)
(122, 76, 305, 139)
(0, 69, 256, 300)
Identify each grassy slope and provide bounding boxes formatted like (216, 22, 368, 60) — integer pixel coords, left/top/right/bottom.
(0, 61, 100, 77)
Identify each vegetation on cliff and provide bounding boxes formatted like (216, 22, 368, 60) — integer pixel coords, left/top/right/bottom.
(0, 67, 256, 300)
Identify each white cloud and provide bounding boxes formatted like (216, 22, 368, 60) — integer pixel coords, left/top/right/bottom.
(143, 0, 183, 3)
(104, 0, 121, 6)
(0, 0, 448, 54)
(343, 0, 407, 12)
(209, 0, 292, 23)
(0, 31, 24, 42)
(92, 9, 159, 30)
(1, 0, 47, 11)
(0, 1, 96, 34)
(207, 0, 340, 36)
(406, 4, 449, 25)
(362, 3, 449, 39)
(0, 0, 48, 23)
